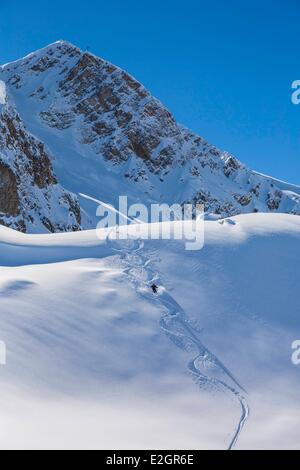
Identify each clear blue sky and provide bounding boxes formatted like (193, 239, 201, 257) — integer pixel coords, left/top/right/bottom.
(1, 0, 299, 183)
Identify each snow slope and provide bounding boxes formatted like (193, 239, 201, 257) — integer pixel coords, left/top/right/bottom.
(0, 213, 300, 449)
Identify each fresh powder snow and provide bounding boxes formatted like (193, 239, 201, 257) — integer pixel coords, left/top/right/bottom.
(0, 214, 300, 449)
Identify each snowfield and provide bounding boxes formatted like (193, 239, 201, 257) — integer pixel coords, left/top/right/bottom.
(0, 213, 300, 450)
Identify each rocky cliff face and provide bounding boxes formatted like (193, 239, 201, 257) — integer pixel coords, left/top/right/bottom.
(0, 91, 81, 232)
(0, 40, 300, 232)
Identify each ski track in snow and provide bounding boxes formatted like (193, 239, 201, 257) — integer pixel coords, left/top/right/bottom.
(107, 231, 250, 450)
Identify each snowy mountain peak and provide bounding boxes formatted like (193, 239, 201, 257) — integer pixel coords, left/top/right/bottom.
(1, 41, 300, 233)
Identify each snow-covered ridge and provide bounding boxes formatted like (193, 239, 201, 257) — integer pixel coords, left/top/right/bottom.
(1, 40, 300, 233)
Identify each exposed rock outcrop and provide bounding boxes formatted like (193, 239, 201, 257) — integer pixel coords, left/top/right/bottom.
(0, 162, 20, 216)
(0, 102, 81, 233)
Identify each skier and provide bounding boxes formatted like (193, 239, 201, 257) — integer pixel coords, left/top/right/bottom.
(151, 284, 158, 294)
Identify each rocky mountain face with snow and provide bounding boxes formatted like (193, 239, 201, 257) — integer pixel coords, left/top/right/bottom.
(0, 40, 300, 233)
(0, 101, 81, 232)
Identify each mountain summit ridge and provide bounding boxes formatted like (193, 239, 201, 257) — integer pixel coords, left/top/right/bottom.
(0, 41, 300, 233)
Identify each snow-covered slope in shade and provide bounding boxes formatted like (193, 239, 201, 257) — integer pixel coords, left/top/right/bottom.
(1, 41, 300, 233)
(0, 213, 300, 449)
